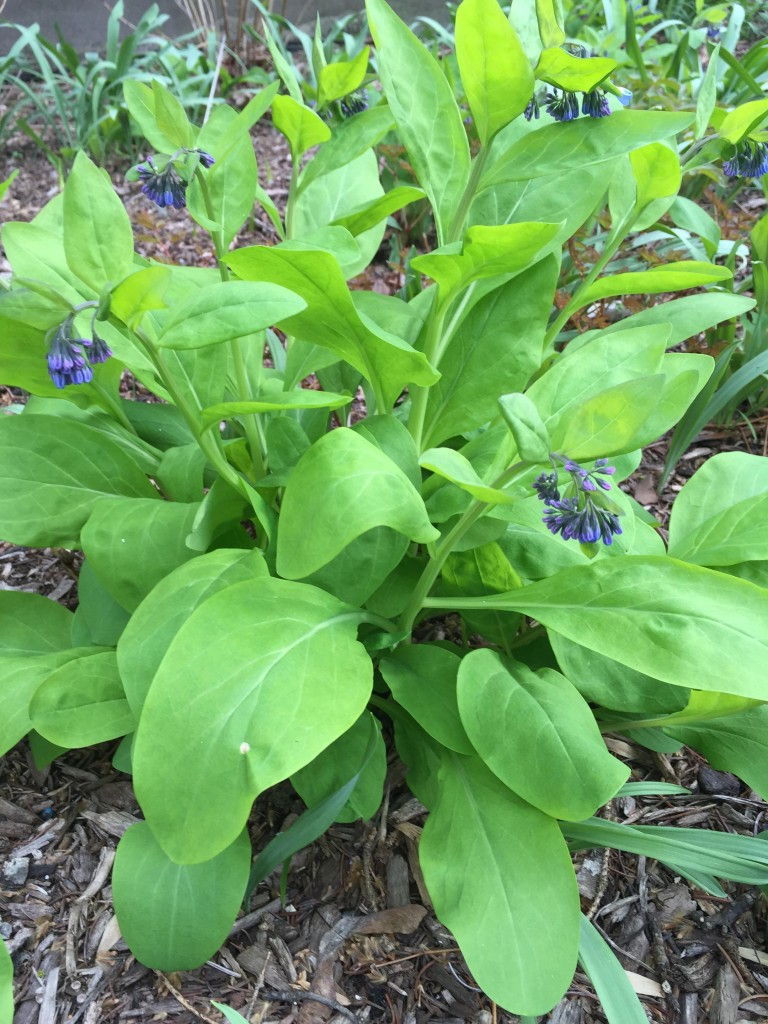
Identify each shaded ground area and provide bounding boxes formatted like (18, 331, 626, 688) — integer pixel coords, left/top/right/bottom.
(3, 126, 768, 1024)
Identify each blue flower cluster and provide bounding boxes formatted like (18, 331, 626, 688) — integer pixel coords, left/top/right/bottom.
(137, 149, 215, 210)
(46, 316, 112, 389)
(339, 91, 368, 118)
(723, 140, 768, 180)
(525, 86, 612, 122)
(533, 457, 622, 545)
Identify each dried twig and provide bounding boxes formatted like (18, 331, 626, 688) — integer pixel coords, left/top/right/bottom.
(261, 988, 360, 1023)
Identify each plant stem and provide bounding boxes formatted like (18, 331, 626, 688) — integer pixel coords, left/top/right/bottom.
(195, 166, 268, 480)
(542, 228, 626, 350)
(135, 328, 250, 501)
(398, 461, 528, 635)
(446, 144, 491, 245)
(89, 379, 139, 436)
(285, 158, 301, 240)
(407, 297, 448, 451)
(540, 207, 638, 352)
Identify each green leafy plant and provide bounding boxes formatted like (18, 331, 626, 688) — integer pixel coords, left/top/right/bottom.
(3, 0, 768, 1019)
(0, 1, 219, 172)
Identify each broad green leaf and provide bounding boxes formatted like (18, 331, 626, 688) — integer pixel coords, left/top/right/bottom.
(653, 690, 764, 728)
(185, 477, 253, 551)
(0, 286, 72, 329)
(535, 48, 616, 91)
(578, 916, 649, 1024)
(117, 549, 268, 717)
(498, 392, 551, 462)
(187, 107, 258, 250)
(668, 452, 768, 566)
(200, 388, 351, 431)
(420, 447, 514, 504)
(152, 79, 194, 149)
(456, 0, 534, 144)
(133, 577, 373, 863)
(366, 0, 471, 242)
(110, 267, 172, 328)
(630, 142, 681, 214)
(579, 293, 755, 347)
(550, 633, 688, 714)
(210, 82, 280, 165)
(81, 498, 200, 612)
(317, 47, 370, 106)
(720, 98, 768, 143)
(292, 150, 384, 278)
(297, 528, 409, 606)
(0, 647, 103, 756)
(247, 715, 381, 904)
(470, 556, 768, 700)
(123, 80, 177, 153)
(0, 414, 157, 547)
(480, 111, 694, 187)
(156, 443, 206, 503)
(380, 645, 474, 754)
(535, 0, 565, 46)
(332, 186, 426, 237)
(291, 712, 386, 822)
(665, 704, 768, 800)
(420, 750, 579, 1014)
(0, 590, 73, 655)
(71, 559, 131, 647)
(30, 651, 134, 747)
(278, 428, 438, 579)
(670, 196, 721, 258)
(2, 221, 87, 304)
(0, 937, 13, 1024)
(156, 281, 306, 350)
(551, 374, 667, 459)
(412, 221, 560, 296)
(442, 542, 523, 645)
(695, 42, 720, 140)
(298, 105, 395, 193)
(471, 163, 608, 241)
(271, 94, 331, 159)
(113, 823, 250, 969)
(423, 259, 557, 447)
(457, 650, 628, 819)
(63, 152, 134, 292)
(527, 324, 668, 419)
(578, 262, 731, 306)
(498, 499, 589, 581)
(228, 245, 439, 409)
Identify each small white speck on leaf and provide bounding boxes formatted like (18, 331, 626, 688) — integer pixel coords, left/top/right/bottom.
(239, 742, 250, 755)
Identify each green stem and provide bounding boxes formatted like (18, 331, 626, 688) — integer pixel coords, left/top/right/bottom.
(285, 158, 301, 240)
(398, 461, 528, 635)
(89, 379, 139, 436)
(194, 167, 228, 282)
(542, 222, 630, 350)
(231, 336, 267, 481)
(446, 144, 491, 245)
(406, 298, 449, 450)
(135, 328, 249, 500)
(196, 166, 268, 480)
(358, 611, 402, 634)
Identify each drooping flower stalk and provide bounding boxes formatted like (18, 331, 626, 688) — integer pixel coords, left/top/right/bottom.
(534, 456, 622, 546)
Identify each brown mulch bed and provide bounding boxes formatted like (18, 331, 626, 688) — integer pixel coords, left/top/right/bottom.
(3, 122, 768, 1024)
